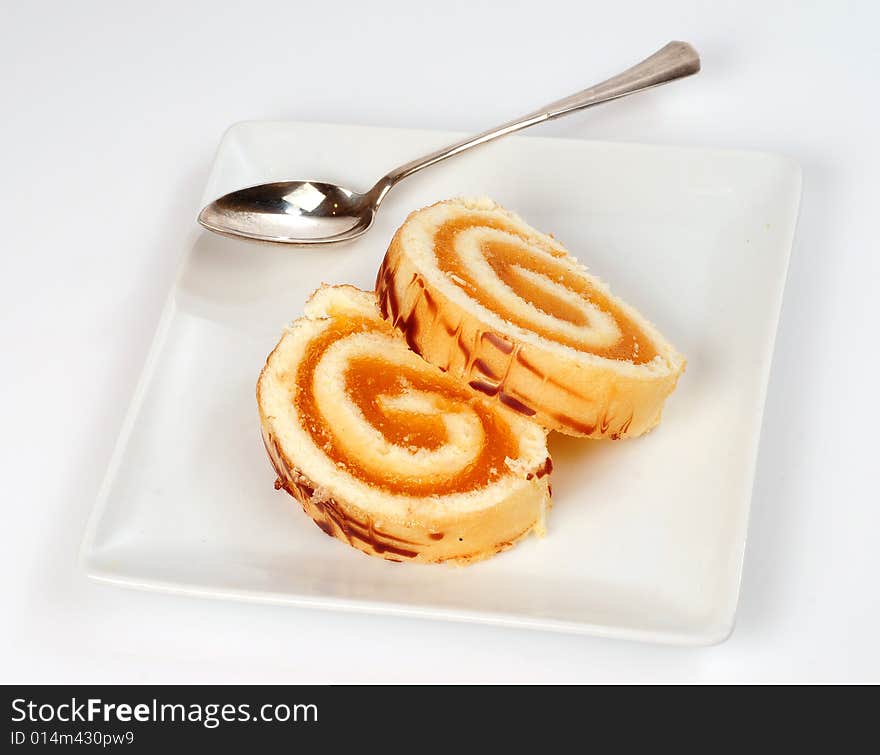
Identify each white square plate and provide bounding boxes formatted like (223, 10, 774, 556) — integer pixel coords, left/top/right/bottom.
(81, 121, 801, 645)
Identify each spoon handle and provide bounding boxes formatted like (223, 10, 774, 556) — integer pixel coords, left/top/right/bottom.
(372, 41, 700, 200)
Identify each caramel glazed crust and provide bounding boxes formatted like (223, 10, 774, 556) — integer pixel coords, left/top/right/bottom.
(261, 426, 552, 565)
(375, 220, 684, 439)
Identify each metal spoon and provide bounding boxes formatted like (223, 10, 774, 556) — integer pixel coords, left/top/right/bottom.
(198, 41, 700, 245)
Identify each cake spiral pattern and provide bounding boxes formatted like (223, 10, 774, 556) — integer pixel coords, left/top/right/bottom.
(257, 285, 552, 564)
(377, 198, 685, 438)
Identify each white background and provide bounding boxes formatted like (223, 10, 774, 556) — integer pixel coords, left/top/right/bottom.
(1, 0, 878, 683)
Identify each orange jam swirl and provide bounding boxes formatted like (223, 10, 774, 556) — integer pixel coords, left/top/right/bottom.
(433, 215, 657, 363)
(294, 315, 521, 496)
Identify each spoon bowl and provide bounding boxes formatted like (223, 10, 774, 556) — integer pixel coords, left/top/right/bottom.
(198, 42, 700, 245)
(198, 180, 377, 244)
